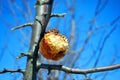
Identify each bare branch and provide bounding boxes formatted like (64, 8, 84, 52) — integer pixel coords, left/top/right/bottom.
(0, 68, 25, 74)
(16, 52, 33, 59)
(24, 0, 54, 80)
(11, 23, 33, 30)
(50, 13, 66, 17)
(37, 63, 120, 75)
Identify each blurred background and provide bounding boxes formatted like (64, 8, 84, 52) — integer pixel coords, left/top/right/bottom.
(0, 0, 120, 80)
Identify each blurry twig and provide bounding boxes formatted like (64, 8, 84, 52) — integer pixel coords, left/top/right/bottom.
(93, 24, 119, 67)
(101, 46, 119, 80)
(95, 0, 108, 17)
(70, 25, 93, 67)
(12, 1, 28, 20)
(82, 16, 120, 68)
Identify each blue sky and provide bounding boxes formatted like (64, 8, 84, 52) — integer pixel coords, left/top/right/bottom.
(0, 0, 120, 80)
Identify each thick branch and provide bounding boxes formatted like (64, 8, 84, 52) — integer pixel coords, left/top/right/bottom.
(0, 68, 25, 74)
(24, 0, 54, 80)
(37, 63, 120, 75)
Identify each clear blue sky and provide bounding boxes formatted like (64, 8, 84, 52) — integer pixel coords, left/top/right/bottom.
(0, 0, 120, 80)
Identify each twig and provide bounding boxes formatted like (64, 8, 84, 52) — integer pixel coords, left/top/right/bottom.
(16, 52, 33, 59)
(93, 24, 119, 67)
(0, 68, 25, 74)
(69, 25, 93, 67)
(41, 13, 66, 18)
(100, 46, 118, 80)
(11, 23, 33, 30)
(95, 0, 108, 16)
(50, 13, 66, 17)
(37, 63, 120, 75)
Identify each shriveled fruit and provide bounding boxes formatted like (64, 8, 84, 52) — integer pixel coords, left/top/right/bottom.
(39, 28, 68, 60)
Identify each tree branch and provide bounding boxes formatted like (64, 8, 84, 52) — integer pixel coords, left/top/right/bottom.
(11, 23, 33, 30)
(24, 0, 54, 80)
(16, 52, 33, 59)
(0, 68, 25, 74)
(37, 63, 120, 75)
(50, 13, 66, 17)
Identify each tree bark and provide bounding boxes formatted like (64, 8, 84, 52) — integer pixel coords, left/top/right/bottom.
(24, 0, 51, 80)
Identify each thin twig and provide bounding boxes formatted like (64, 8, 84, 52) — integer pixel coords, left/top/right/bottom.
(95, 0, 108, 16)
(16, 52, 33, 59)
(50, 13, 66, 17)
(37, 63, 120, 75)
(93, 24, 119, 67)
(70, 25, 93, 67)
(11, 23, 33, 30)
(0, 68, 25, 74)
(101, 46, 118, 80)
